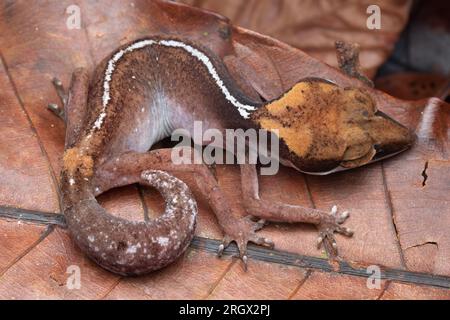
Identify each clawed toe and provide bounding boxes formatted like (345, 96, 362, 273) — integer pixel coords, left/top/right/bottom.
(52, 77, 68, 106)
(250, 234, 275, 249)
(47, 103, 65, 119)
(317, 230, 339, 257)
(217, 236, 232, 257)
(217, 237, 250, 270)
(336, 225, 354, 237)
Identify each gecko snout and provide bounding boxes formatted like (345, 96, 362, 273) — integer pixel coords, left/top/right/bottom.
(366, 111, 415, 160)
(340, 109, 415, 169)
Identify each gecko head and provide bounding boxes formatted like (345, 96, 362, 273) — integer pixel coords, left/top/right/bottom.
(251, 79, 415, 174)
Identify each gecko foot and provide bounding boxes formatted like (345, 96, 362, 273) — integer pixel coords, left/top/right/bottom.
(47, 77, 67, 120)
(217, 215, 274, 271)
(317, 205, 354, 259)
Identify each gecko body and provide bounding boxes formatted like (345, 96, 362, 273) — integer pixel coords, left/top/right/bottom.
(55, 37, 414, 275)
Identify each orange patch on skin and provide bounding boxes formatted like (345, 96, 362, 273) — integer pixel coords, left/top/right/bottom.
(63, 147, 94, 178)
(265, 82, 338, 116)
(256, 81, 347, 161)
(265, 82, 308, 116)
(259, 118, 312, 157)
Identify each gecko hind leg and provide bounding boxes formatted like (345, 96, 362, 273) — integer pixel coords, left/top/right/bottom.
(48, 77, 68, 120)
(240, 163, 353, 260)
(93, 149, 274, 270)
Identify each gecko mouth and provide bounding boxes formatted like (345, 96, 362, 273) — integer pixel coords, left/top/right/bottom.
(339, 144, 409, 171)
(297, 146, 410, 176)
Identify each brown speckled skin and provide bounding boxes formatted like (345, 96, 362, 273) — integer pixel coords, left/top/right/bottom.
(60, 37, 414, 275)
(61, 37, 259, 276)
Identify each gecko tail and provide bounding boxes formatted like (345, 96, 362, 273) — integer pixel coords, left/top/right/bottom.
(63, 170, 197, 276)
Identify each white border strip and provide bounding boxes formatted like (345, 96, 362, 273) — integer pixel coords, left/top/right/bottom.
(94, 39, 256, 131)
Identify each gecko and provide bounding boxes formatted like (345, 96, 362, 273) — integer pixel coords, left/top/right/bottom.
(49, 36, 415, 276)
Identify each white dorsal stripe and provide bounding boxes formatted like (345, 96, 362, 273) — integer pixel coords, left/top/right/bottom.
(94, 38, 257, 131)
(158, 40, 257, 117)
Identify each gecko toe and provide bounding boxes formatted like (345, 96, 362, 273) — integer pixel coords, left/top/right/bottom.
(331, 205, 338, 216)
(236, 240, 250, 271)
(217, 236, 232, 257)
(242, 255, 248, 271)
(337, 226, 354, 237)
(337, 211, 350, 224)
(47, 103, 65, 120)
(321, 233, 339, 258)
(250, 234, 275, 249)
(317, 235, 324, 248)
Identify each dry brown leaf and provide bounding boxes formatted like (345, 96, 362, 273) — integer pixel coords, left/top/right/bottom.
(182, 0, 413, 78)
(0, 0, 448, 299)
(376, 72, 450, 100)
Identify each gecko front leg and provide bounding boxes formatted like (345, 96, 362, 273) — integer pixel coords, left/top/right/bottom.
(48, 77, 68, 120)
(240, 163, 353, 259)
(48, 69, 90, 149)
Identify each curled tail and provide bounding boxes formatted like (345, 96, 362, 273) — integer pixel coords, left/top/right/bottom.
(63, 170, 197, 276)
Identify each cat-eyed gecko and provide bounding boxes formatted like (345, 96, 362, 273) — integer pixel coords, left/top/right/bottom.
(50, 37, 414, 275)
